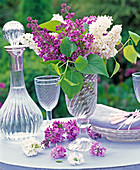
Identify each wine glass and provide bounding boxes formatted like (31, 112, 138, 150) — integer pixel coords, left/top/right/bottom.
(132, 72, 140, 103)
(34, 75, 60, 130)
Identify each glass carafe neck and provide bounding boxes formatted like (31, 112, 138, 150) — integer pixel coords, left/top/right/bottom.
(10, 70, 25, 88)
(5, 45, 25, 88)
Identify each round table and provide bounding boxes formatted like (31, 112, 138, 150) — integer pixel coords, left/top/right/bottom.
(1, 118, 140, 170)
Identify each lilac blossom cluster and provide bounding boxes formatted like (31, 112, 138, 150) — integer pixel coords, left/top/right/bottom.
(50, 142, 106, 161)
(41, 120, 101, 147)
(125, 68, 137, 77)
(87, 127, 101, 139)
(26, 3, 96, 63)
(41, 120, 65, 147)
(51, 145, 66, 159)
(27, 17, 63, 62)
(22, 138, 44, 157)
(68, 152, 84, 165)
(90, 142, 106, 157)
(64, 119, 79, 141)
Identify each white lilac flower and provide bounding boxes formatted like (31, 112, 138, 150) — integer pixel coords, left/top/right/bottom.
(89, 15, 113, 37)
(89, 15, 122, 59)
(51, 14, 65, 23)
(22, 137, 44, 157)
(49, 32, 58, 38)
(68, 152, 84, 165)
(107, 25, 122, 44)
(19, 33, 40, 55)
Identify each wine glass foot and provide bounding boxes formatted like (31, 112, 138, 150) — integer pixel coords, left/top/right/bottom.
(67, 137, 94, 152)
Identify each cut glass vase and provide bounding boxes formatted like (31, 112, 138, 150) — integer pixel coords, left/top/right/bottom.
(65, 74, 97, 151)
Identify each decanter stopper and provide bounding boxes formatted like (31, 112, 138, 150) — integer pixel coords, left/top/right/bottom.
(2, 21, 25, 46)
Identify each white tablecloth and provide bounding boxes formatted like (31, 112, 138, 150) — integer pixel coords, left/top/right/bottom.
(1, 105, 140, 170)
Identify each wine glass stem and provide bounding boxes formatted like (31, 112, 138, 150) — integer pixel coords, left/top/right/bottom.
(46, 110, 52, 122)
(77, 117, 89, 138)
(78, 127, 89, 138)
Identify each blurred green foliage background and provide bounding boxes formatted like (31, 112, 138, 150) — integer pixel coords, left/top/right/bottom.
(0, 0, 140, 119)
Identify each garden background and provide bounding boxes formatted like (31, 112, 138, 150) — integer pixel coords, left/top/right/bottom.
(0, 0, 140, 119)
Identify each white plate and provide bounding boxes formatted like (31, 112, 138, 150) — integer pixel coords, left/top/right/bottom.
(91, 125, 140, 142)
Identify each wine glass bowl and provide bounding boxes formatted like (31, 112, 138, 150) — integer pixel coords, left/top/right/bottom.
(34, 75, 60, 130)
(132, 72, 140, 103)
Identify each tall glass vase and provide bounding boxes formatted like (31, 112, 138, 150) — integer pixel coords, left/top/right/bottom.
(0, 46, 43, 141)
(65, 74, 97, 151)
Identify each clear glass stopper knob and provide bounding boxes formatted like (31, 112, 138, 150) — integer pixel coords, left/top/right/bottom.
(2, 21, 25, 46)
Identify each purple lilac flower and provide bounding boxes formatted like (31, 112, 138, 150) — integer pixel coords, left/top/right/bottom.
(66, 6, 71, 10)
(0, 82, 5, 89)
(60, 17, 94, 60)
(51, 145, 66, 159)
(61, 3, 67, 8)
(27, 3, 96, 64)
(41, 121, 65, 148)
(65, 12, 75, 19)
(82, 16, 97, 25)
(125, 68, 136, 77)
(97, 76, 101, 83)
(41, 120, 101, 147)
(64, 119, 79, 140)
(87, 127, 101, 139)
(61, 9, 65, 13)
(90, 142, 106, 157)
(0, 102, 2, 108)
(61, 3, 70, 13)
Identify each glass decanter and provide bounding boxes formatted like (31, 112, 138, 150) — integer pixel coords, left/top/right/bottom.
(0, 21, 43, 141)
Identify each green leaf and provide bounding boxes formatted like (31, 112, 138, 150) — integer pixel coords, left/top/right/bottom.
(48, 63, 56, 73)
(56, 160, 62, 163)
(116, 41, 121, 45)
(80, 54, 109, 77)
(116, 36, 122, 45)
(48, 63, 62, 75)
(137, 52, 140, 58)
(39, 20, 62, 33)
(60, 37, 77, 57)
(56, 78, 63, 85)
(55, 64, 61, 76)
(83, 23, 89, 34)
(110, 60, 120, 78)
(42, 60, 60, 66)
(129, 31, 140, 46)
(60, 71, 83, 100)
(64, 78, 78, 86)
(35, 144, 40, 148)
(75, 55, 88, 71)
(41, 60, 62, 73)
(123, 45, 137, 64)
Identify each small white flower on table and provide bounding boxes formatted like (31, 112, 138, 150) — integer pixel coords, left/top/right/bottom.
(68, 152, 84, 165)
(22, 137, 44, 156)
